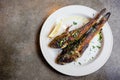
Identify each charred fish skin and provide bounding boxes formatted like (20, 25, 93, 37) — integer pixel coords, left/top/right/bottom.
(49, 8, 106, 48)
(56, 26, 95, 65)
(56, 26, 93, 65)
(56, 12, 111, 65)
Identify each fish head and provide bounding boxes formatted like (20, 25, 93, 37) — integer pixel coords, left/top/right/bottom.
(56, 53, 74, 65)
(49, 33, 68, 48)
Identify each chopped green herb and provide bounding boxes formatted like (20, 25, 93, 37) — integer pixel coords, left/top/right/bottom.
(97, 46, 101, 49)
(99, 34, 102, 41)
(73, 21, 77, 25)
(59, 40, 63, 46)
(92, 28, 96, 32)
(98, 30, 103, 42)
(78, 62, 81, 65)
(72, 32, 78, 37)
(92, 46, 95, 49)
(92, 57, 94, 59)
(63, 38, 66, 41)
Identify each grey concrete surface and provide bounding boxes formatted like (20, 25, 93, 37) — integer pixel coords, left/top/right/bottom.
(0, 0, 120, 80)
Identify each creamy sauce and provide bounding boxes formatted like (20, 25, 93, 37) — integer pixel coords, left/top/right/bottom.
(73, 33, 102, 65)
(54, 15, 89, 36)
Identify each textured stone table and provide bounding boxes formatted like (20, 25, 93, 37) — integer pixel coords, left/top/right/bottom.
(0, 0, 120, 80)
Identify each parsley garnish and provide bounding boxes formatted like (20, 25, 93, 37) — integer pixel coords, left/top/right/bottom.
(78, 62, 81, 65)
(92, 46, 95, 49)
(73, 21, 77, 25)
(92, 57, 94, 59)
(98, 30, 103, 42)
(97, 46, 101, 49)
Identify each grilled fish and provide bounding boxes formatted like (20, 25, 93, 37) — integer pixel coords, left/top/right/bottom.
(56, 12, 111, 65)
(49, 8, 106, 48)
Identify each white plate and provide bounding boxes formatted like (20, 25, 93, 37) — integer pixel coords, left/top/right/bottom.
(40, 5, 113, 76)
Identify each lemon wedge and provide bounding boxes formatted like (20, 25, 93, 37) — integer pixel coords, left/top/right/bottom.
(48, 19, 62, 38)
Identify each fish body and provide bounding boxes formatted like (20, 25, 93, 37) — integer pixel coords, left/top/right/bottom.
(49, 8, 106, 48)
(56, 12, 111, 65)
